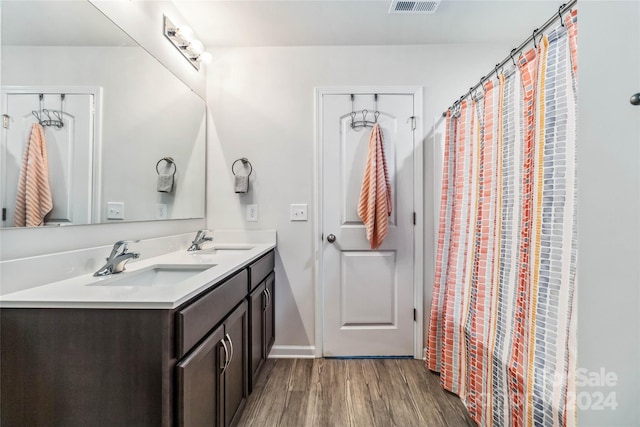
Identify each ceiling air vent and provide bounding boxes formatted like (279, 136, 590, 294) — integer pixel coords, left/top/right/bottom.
(389, 0, 441, 14)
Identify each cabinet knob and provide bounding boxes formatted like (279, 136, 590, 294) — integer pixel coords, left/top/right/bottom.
(631, 93, 640, 106)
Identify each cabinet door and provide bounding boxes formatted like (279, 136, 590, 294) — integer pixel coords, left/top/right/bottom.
(177, 325, 225, 427)
(223, 300, 248, 427)
(265, 272, 275, 356)
(249, 281, 266, 392)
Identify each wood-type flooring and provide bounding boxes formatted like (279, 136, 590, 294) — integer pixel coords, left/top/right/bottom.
(237, 358, 476, 427)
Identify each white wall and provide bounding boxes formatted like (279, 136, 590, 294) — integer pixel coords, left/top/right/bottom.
(0, 2, 206, 268)
(205, 44, 507, 350)
(577, 1, 640, 425)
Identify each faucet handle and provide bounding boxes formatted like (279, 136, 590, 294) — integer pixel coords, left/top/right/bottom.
(110, 240, 140, 257)
(188, 230, 213, 251)
(116, 239, 140, 245)
(194, 230, 214, 243)
(195, 229, 211, 238)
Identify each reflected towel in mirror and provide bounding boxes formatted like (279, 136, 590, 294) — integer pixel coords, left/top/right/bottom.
(234, 175, 249, 193)
(14, 123, 53, 227)
(157, 173, 174, 193)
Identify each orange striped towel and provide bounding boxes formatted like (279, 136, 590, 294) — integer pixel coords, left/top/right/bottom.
(14, 123, 53, 227)
(358, 123, 392, 249)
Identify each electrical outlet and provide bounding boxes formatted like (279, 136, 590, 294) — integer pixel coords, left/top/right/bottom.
(107, 202, 125, 220)
(290, 204, 308, 221)
(247, 204, 258, 222)
(156, 203, 167, 220)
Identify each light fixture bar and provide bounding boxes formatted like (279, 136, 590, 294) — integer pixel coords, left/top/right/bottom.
(163, 15, 207, 71)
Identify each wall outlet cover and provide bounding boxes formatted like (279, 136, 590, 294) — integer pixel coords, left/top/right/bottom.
(107, 202, 125, 220)
(247, 204, 258, 222)
(156, 203, 168, 220)
(290, 204, 308, 221)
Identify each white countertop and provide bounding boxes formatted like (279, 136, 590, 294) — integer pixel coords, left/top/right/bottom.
(0, 242, 275, 309)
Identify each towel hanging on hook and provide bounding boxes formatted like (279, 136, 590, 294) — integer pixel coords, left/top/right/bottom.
(156, 157, 177, 193)
(232, 157, 253, 193)
(350, 94, 380, 129)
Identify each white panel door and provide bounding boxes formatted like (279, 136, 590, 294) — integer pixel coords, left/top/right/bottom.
(1, 92, 94, 226)
(322, 93, 415, 357)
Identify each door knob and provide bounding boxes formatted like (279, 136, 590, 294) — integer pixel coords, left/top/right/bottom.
(326, 234, 336, 243)
(631, 93, 640, 106)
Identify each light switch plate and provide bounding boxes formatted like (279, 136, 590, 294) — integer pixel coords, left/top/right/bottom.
(247, 204, 258, 222)
(107, 202, 125, 220)
(290, 204, 308, 221)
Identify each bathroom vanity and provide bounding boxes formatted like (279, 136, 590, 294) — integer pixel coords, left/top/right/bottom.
(0, 245, 275, 427)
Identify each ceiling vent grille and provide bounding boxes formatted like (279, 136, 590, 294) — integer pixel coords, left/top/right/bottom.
(389, 0, 441, 14)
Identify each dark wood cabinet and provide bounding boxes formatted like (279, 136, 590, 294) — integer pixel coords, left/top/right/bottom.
(0, 308, 175, 426)
(249, 281, 266, 389)
(177, 301, 248, 427)
(178, 324, 225, 426)
(222, 301, 248, 427)
(0, 249, 275, 427)
(247, 251, 276, 393)
(264, 272, 275, 357)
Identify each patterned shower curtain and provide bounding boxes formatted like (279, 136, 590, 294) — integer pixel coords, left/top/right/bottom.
(427, 10, 578, 427)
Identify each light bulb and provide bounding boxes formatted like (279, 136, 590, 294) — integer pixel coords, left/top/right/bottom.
(187, 39, 204, 55)
(198, 52, 213, 64)
(176, 26, 194, 42)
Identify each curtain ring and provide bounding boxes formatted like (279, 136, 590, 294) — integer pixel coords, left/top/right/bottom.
(232, 157, 253, 176)
(156, 157, 177, 176)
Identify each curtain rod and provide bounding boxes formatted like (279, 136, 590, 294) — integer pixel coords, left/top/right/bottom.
(443, 0, 577, 116)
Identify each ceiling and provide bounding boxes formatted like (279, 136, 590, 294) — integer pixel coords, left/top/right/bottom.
(172, 0, 568, 48)
(1, 1, 569, 49)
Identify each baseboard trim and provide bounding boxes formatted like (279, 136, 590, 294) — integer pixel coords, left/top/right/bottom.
(268, 345, 316, 359)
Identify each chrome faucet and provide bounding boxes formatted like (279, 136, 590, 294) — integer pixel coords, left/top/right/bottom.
(188, 230, 213, 251)
(94, 240, 141, 277)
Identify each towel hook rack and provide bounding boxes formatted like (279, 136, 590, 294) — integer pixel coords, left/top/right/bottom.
(31, 93, 64, 128)
(350, 94, 380, 129)
(232, 157, 253, 176)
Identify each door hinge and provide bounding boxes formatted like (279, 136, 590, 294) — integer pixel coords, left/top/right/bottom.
(413, 308, 417, 322)
(410, 116, 416, 131)
(2, 114, 9, 129)
(2, 208, 6, 221)
(413, 212, 416, 225)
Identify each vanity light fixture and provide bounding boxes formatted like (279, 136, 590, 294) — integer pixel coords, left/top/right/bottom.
(163, 15, 212, 70)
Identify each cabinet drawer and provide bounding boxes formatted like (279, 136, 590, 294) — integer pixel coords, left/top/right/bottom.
(177, 269, 248, 358)
(248, 251, 274, 292)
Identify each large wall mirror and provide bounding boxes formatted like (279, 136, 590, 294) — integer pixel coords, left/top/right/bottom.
(0, 0, 206, 228)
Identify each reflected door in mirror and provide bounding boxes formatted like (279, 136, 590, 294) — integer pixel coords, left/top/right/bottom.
(1, 90, 95, 227)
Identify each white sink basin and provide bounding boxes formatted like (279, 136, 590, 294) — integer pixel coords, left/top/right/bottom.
(193, 245, 255, 256)
(89, 264, 215, 287)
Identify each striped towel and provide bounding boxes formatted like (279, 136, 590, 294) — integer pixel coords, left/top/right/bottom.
(358, 123, 392, 249)
(13, 123, 53, 227)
